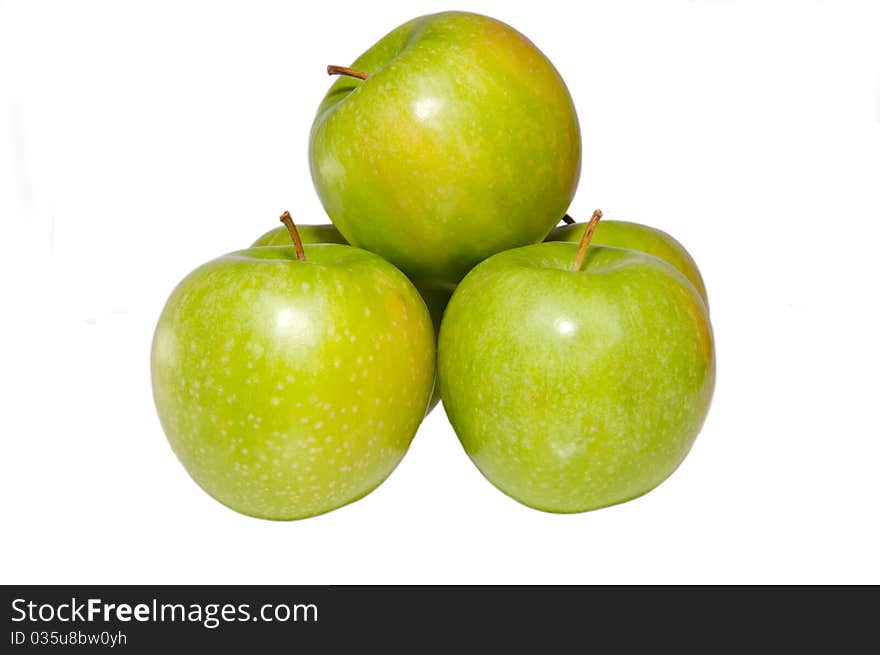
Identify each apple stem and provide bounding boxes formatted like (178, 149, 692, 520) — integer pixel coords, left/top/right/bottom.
(561, 214, 575, 225)
(327, 65, 369, 81)
(279, 211, 306, 262)
(571, 209, 603, 271)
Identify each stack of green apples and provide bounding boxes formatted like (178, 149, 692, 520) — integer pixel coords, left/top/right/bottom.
(152, 11, 715, 520)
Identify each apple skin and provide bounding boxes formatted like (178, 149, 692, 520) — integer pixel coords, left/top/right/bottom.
(252, 225, 450, 411)
(438, 243, 715, 513)
(151, 244, 435, 520)
(546, 220, 708, 304)
(309, 11, 581, 284)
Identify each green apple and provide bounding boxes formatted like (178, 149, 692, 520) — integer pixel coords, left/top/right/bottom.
(309, 11, 581, 284)
(546, 219, 708, 303)
(438, 216, 715, 513)
(252, 224, 451, 411)
(151, 221, 435, 520)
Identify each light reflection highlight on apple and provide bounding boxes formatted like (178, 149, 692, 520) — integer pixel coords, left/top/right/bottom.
(555, 317, 576, 336)
(274, 307, 312, 339)
(413, 97, 442, 122)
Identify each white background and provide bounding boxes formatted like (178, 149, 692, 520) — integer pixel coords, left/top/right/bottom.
(2, 0, 878, 584)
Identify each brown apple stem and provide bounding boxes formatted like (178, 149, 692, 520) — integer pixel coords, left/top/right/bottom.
(571, 209, 603, 271)
(327, 65, 368, 80)
(279, 211, 306, 262)
(561, 214, 576, 225)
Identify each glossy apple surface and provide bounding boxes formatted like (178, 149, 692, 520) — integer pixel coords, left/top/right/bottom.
(151, 244, 435, 520)
(253, 225, 450, 411)
(309, 11, 581, 284)
(546, 220, 708, 303)
(438, 242, 715, 513)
